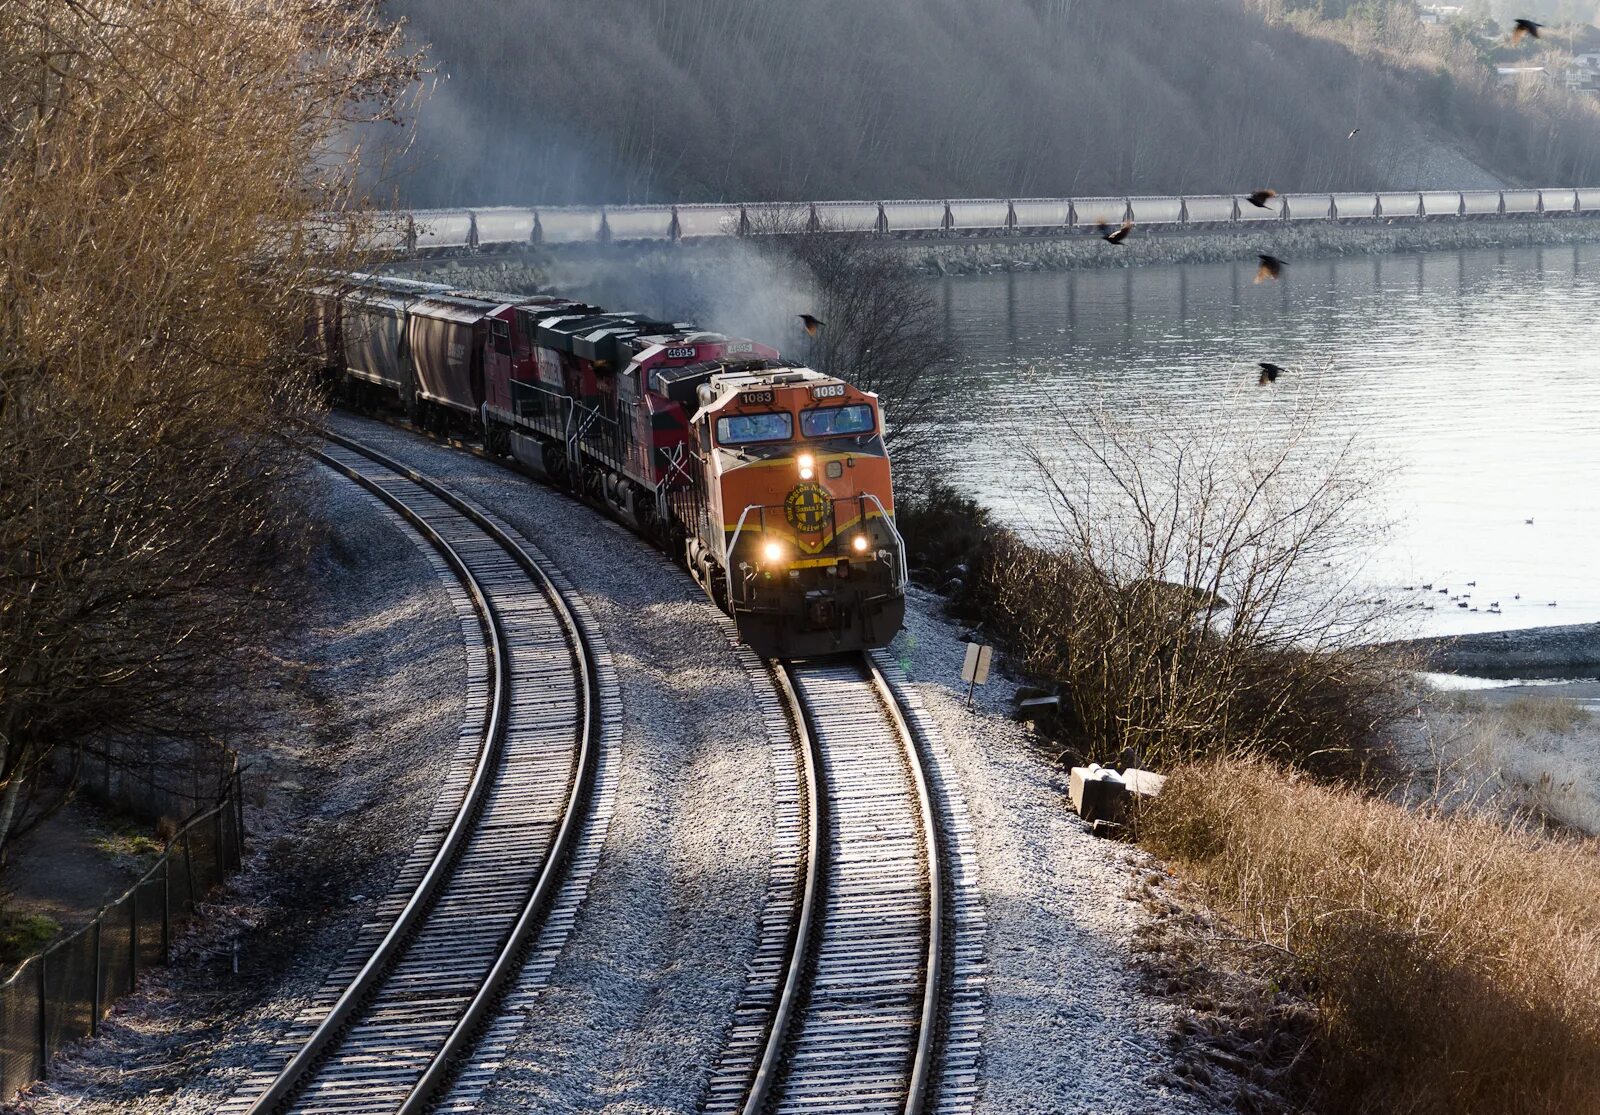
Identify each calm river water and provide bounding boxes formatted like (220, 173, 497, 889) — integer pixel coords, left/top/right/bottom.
(928, 244, 1600, 637)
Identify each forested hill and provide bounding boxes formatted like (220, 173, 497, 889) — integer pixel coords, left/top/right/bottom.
(378, 0, 1600, 207)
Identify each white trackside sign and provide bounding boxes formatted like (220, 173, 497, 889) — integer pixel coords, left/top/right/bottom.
(961, 642, 992, 686)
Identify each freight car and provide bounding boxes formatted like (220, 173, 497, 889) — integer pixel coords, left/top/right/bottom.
(306, 273, 907, 657)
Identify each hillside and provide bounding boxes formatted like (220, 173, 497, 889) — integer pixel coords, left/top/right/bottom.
(376, 0, 1600, 207)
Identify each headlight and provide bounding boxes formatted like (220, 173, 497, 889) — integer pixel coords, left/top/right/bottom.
(762, 540, 785, 564)
(797, 452, 815, 481)
(851, 533, 870, 553)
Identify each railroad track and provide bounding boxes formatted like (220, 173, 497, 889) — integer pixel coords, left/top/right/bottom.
(224, 431, 616, 1115)
(705, 650, 985, 1115)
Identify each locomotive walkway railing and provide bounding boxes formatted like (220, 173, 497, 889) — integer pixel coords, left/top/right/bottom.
(356, 188, 1600, 253)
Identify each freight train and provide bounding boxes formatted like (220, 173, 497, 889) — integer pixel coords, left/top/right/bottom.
(304, 273, 907, 657)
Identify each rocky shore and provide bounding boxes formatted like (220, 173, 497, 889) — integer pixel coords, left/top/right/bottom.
(1393, 621, 1600, 676)
(893, 216, 1600, 275)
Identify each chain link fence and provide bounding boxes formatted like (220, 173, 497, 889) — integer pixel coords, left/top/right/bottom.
(0, 763, 244, 1103)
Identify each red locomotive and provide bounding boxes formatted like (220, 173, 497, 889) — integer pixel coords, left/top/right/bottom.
(306, 273, 907, 657)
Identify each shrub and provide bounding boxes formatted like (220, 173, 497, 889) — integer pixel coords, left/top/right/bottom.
(895, 480, 993, 583)
(968, 400, 1409, 775)
(1143, 757, 1600, 1115)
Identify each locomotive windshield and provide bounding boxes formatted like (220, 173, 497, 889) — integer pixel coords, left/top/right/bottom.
(716, 411, 792, 445)
(800, 403, 875, 438)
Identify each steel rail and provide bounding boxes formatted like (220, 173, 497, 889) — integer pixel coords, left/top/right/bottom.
(750, 654, 946, 1115)
(868, 660, 944, 1115)
(247, 430, 599, 1114)
(246, 442, 512, 1115)
(740, 663, 823, 1115)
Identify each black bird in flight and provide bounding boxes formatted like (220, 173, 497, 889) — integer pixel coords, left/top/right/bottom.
(1099, 219, 1134, 244)
(798, 313, 825, 336)
(1246, 189, 1277, 209)
(1258, 362, 1285, 386)
(1255, 254, 1286, 283)
(1347, 128, 1360, 139)
(1512, 18, 1541, 43)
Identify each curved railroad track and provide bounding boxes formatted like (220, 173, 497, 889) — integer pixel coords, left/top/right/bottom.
(225, 431, 613, 1115)
(705, 649, 985, 1115)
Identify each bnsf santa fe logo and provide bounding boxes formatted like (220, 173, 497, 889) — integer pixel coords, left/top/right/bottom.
(784, 483, 832, 534)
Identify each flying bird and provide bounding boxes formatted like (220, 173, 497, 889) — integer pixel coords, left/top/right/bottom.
(798, 313, 825, 336)
(1246, 189, 1278, 209)
(1257, 362, 1286, 386)
(1255, 253, 1286, 283)
(1512, 18, 1541, 43)
(1346, 128, 1360, 139)
(1100, 219, 1133, 244)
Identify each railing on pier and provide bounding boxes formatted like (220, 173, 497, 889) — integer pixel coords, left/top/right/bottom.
(354, 187, 1600, 254)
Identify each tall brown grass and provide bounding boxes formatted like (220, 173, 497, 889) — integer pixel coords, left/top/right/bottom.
(1143, 758, 1600, 1115)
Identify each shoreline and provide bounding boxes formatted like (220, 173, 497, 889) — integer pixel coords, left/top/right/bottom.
(1390, 621, 1600, 676)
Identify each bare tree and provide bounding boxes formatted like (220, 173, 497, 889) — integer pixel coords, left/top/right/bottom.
(974, 394, 1411, 775)
(736, 207, 956, 483)
(0, 0, 421, 864)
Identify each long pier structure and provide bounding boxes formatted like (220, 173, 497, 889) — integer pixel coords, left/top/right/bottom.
(354, 188, 1600, 255)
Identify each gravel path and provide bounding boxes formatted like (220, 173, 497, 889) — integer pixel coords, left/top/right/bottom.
(890, 586, 1219, 1115)
(326, 414, 774, 1115)
(9, 469, 469, 1115)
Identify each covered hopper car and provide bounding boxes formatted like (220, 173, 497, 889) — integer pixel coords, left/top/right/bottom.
(305, 273, 907, 657)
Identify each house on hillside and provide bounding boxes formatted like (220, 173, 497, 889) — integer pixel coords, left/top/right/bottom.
(1418, 5, 1463, 26)
(1564, 52, 1600, 94)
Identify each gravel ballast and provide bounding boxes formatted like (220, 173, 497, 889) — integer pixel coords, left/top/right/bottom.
(326, 414, 775, 1115)
(10, 470, 470, 1115)
(328, 416, 1220, 1114)
(890, 586, 1220, 1115)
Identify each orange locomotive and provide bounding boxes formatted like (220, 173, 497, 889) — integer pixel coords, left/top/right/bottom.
(680, 365, 907, 658)
(310, 273, 908, 658)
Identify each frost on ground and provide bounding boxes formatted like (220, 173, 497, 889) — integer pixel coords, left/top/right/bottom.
(1399, 685, 1600, 835)
(13, 411, 1244, 1114)
(891, 586, 1222, 1115)
(7, 471, 468, 1115)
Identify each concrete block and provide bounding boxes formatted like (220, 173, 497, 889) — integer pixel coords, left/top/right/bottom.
(1070, 765, 1166, 829)
(1069, 765, 1126, 823)
(1122, 768, 1167, 799)
(1015, 695, 1060, 723)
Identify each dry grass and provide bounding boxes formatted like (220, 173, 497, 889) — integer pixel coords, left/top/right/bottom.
(1405, 692, 1600, 836)
(1143, 757, 1600, 1115)
(1501, 694, 1594, 737)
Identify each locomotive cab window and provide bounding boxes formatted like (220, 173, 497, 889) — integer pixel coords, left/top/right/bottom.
(716, 411, 792, 446)
(800, 403, 875, 438)
(491, 318, 511, 355)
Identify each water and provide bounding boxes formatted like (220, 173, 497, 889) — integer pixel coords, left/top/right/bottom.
(927, 244, 1600, 637)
